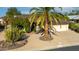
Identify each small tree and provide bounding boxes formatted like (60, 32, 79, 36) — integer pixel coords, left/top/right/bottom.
(4, 7, 21, 27)
(6, 7, 21, 17)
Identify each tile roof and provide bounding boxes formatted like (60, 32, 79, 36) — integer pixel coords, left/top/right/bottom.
(68, 15, 79, 19)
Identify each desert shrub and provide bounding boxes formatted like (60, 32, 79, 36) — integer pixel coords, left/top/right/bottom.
(5, 27, 25, 43)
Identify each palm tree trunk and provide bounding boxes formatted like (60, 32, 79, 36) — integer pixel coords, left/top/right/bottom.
(43, 9, 50, 40)
(45, 8, 49, 35)
(41, 8, 53, 41)
(44, 18, 49, 36)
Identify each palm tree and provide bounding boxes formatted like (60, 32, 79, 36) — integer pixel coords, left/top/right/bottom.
(29, 7, 69, 41)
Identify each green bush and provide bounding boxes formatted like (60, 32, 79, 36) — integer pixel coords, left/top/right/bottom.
(5, 27, 24, 43)
(69, 23, 79, 32)
(69, 23, 79, 29)
(12, 18, 30, 33)
(23, 19, 30, 33)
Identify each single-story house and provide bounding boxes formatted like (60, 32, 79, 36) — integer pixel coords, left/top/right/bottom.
(54, 15, 79, 32)
(68, 15, 79, 23)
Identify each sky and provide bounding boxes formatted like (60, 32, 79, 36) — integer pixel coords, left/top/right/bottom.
(0, 7, 79, 17)
(0, 7, 32, 17)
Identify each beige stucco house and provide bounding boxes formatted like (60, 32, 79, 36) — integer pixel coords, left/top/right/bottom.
(53, 24, 69, 32)
(52, 19, 69, 32)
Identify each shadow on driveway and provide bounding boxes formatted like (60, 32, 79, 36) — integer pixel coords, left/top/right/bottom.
(44, 45, 79, 51)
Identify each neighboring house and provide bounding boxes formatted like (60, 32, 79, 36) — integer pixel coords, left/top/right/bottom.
(55, 15, 79, 32)
(68, 15, 79, 23)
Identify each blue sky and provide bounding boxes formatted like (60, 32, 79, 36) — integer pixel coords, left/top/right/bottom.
(0, 7, 32, 17)
(0, 7, 79, 17)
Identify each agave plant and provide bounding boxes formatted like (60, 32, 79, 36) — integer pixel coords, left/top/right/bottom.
(29, 7, 69, 41)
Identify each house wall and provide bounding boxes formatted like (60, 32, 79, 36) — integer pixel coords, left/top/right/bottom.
(53, 24, 69, 32)
(0, 19, 4, 25)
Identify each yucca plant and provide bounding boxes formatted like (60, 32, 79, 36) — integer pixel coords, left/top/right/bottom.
(29, 7, 69, 41)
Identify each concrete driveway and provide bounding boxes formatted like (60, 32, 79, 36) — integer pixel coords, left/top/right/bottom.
(8, 30, 79, 51)
(0, 29, 79, 51)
